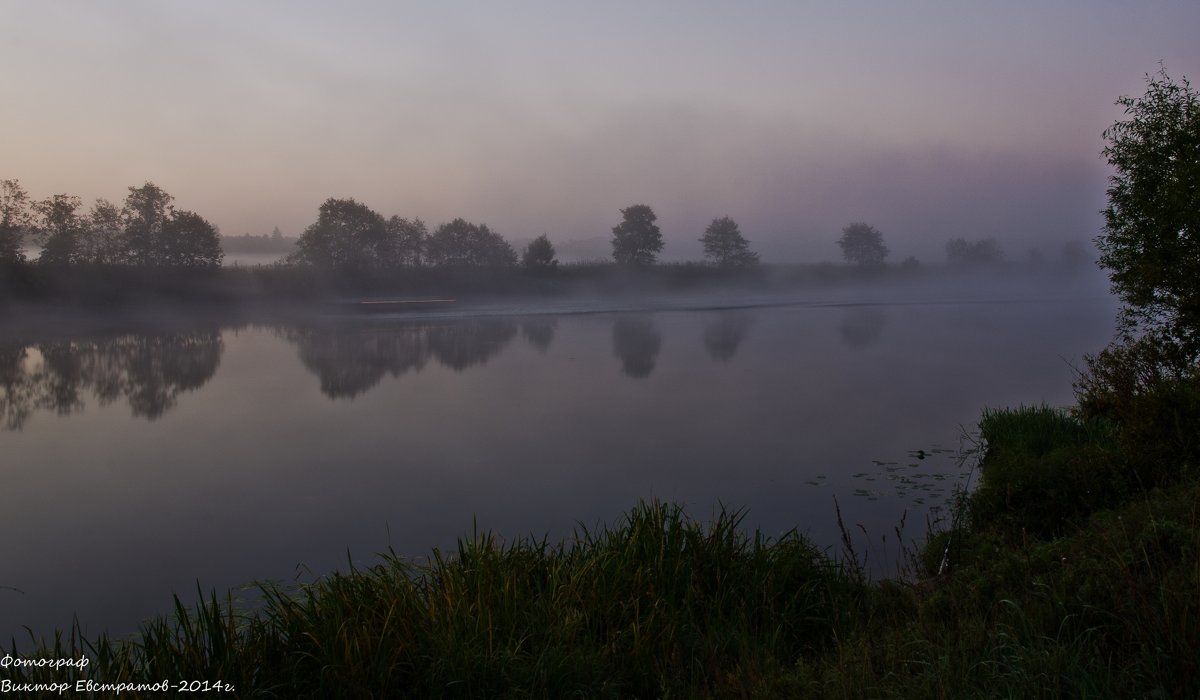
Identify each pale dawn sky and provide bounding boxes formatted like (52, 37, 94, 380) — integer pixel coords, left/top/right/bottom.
(2, 1, 1198, 260)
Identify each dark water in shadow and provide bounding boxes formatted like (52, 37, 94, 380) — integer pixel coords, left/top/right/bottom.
(0, 295, 1117, 642)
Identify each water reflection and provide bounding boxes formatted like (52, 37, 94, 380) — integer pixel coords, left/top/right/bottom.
(521, 317, 557, 353)
(282, 319, 519, 398)
(0, 330, 224, 429)
(283, 325, 429, 399)
(702, 311, 755, 362)
(427, 320, 518, 372)
(612, 316, 662, 379)
(838, 306, 888, 348)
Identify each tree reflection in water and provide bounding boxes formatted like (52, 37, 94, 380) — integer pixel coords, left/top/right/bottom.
(520, 317, 557, 353)
(427, 320, 518, 372)
(0, 330, 224, 430)
(283, 325, 428, 399)
(838, 306, 888, 348)
(282, 318, 519, 399)
(612, 315, 661, 379)
(702, 311, 754, 363)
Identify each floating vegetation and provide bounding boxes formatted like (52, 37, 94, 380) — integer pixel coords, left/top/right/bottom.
(847, 441, 975, 509)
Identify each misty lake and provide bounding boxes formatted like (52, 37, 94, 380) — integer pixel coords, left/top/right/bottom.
(1, 281, 1118, 643)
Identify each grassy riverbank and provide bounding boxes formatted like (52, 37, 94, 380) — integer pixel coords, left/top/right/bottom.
(5, 394, 1198, 698)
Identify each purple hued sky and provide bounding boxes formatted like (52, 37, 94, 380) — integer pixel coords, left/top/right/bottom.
(2, 1, 1198, 261)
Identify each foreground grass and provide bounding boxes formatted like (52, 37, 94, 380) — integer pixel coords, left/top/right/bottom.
(5, 406, 1198, 698)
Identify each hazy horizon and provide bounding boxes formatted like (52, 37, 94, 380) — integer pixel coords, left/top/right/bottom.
(3, 2, 1198, 262)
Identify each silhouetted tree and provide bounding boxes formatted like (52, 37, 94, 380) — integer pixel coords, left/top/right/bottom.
(522, 234, 558, 270)
(946, 237, 1003, 266)
(112, 182, 224, 268)
(271, 226, 284, 241)
(700, 216, 758, 266)
(122, 182, 174, 266)
(291, 198, 393, 270)
(84, 199, 126, 264)
(34, 194, 86, 265)
(613, 316, 661, 378)
(160, 210, 223, 268)
(0, 179, 33, 264)
(387, 215, 427, 266)
(837, 222, 889, 267)
(1099, 68, 1200, 354)
(611, 204, 663, 265)
(425, 219, 517, 267)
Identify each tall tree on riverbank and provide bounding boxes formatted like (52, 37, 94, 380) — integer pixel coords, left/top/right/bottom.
(837, 222, 889, 267)
(122, 182, 174, 266)
(425, 219, 517, 267)
(159, 210, 223, 268)
(1098, 68, 1200, 355)
(84, 199, 126, 265)
(611, 204, 663, 265)
(0, 179, 33, 264)
(34, 194, 87, 265)
(522, 234, 558, 270)
(387, 215, 427, 267)
(291, 198, 391, 270)
(701, 216, 759, 267)
(118, 183, 222, 268)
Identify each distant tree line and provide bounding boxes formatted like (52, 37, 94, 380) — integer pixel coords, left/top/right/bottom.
(7, 177, 1089, 282)
(287, 199, 763, 272)
(0, 179, 221, 268)
(222, 227, 296, 254)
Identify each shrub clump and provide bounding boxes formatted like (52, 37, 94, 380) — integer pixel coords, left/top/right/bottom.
(970, 405, 1123, 539)
(1075, 335, 1200, 480)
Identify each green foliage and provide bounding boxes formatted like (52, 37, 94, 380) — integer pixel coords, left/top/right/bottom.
(611, 204, 663, 265)
(1075, 335, 1200, 478)
(970, 406, 1123, 539)
(425, 218, 517, 267)
(946, 237, 1003, 266)
(10, 481, 1200, 698)
(1099, 68, 1200, 356)
(521, 233, 557, 270)
(700, 216, 759, 267)
(837, 222, 888, 267)
(4, 502, 856, 698)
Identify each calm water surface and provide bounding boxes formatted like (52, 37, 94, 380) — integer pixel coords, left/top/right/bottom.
(1, 289, 1117, 642)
